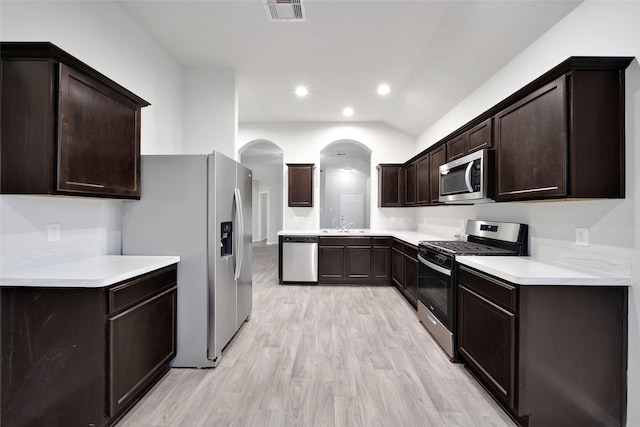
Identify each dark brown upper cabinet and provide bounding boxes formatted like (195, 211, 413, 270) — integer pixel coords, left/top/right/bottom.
(287, 163, 314, 207)
(446, 118, 493, 162)
(403, 161, 417, 206)
(416, 155, 430, 206)
(495, 59, 630, 201)
(0, 42, 149, 199)
(377, 164, 403, 207)
(429, 145, 447, 205)
(495, 77, 567, 200)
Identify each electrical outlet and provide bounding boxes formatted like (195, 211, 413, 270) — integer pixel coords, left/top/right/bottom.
(47, 223, 61, 242)
(390, 216, 396, 223)
(575, 227, 589, 247)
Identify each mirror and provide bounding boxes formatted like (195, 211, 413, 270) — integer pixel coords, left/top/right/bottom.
(319, 140, 371, 229)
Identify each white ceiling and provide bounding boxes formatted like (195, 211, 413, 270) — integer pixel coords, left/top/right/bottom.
(119, 0, 581, 137)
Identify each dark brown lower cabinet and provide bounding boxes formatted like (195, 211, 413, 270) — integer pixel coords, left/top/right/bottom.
(0, 264, 177, 427)
(1, 287, 106, 427)
(389, 238, 418, 308)
(318, 237, 390, 285)
(109, 286, 177, 418)
(346, 245, 372, 279)
(458, 283, 516, 408)
(318, 245, 346, 280)
(373, 238, 391, 280)
(457, 265, 627, 427)
(391, 240, 404, 291)
(403, 244, 418, 307)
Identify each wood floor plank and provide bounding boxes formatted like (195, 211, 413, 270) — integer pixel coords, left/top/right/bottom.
(117, 242, 515, 427)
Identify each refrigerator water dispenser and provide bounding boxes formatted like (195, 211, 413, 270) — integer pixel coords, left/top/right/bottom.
(221, 221, 233, 256)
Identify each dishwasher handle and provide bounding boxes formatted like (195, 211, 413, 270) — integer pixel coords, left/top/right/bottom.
(282, 236, 318, 243)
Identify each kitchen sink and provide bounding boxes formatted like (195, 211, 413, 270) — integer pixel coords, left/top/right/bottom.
(320, 229, 367, 234)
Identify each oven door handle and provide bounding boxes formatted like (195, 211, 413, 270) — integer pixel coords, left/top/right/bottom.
(418, 254, 451, 277)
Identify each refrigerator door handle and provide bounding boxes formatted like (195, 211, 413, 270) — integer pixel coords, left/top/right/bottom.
(233, 187, 244, 280)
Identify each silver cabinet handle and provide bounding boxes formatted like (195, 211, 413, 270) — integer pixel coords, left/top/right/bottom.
(503, 186, 559, 195)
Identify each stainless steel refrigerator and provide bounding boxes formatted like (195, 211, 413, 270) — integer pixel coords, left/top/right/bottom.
(122, 153, 252, 368)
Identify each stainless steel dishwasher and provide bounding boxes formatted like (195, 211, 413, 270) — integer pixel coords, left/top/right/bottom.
(281, 236, 318, 283)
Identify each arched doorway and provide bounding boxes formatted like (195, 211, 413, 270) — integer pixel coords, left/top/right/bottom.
(239, 140, 284, 245)
(320, 140, 372, 229)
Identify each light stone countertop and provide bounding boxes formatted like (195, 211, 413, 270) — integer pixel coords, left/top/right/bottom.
(277, 229, 454, 247)
(456, 256, 631, 287)
(0, 255, 180, 288)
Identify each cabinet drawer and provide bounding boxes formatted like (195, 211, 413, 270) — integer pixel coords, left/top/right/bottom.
(373, 237, 391, 247)
(403, 243, 418, 259)
(108, 265, 177, 314)
(319, 236, 371, 246)
(392, 238, 404, 251)
(457, 266, 516, 312)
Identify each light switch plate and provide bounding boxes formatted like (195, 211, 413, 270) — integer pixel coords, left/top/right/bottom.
(575, 227, 589, 246)
(47, 223, 61, 242)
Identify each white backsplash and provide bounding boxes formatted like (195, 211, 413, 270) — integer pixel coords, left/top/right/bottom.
(530, 237, 632, 278)
(0, 195, 122, 274)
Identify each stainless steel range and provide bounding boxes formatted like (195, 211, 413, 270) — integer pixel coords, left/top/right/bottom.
(417, 220, 528, 360)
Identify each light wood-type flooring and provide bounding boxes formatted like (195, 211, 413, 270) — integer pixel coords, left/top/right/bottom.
(117, 242, 515, 427)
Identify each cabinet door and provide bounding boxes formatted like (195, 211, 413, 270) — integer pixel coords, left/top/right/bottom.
(318, 246, 345, 280)
(429, 145, 447, 205)
(495, 76, 567, 201)
(446, 134, 467, 161)
(416, 155, 430, 205)
(373, 247, 390, 280)
(378, 165, 402, 207)
(403, 162, 417, 206)
(467, 118, 493, 153)
(1, 288, 106, 427)
(458, 284, 516, 409)
(287, 164, 314, 207)
(58, 64, 141, 198)
(403, 248, 418, 307)
(109, 287, 177, 418)
(391, 247, 404, 291)
(346, 245, 372, 279)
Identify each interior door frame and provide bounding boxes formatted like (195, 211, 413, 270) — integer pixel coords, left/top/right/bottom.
(258, 190, 269, 242)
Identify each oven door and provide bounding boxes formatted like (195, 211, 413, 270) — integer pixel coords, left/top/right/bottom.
(417, 252, 453, 331)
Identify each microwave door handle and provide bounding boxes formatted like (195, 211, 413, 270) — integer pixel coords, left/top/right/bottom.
(464, 161, 474, 192)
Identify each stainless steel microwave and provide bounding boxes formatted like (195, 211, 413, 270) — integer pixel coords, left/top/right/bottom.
(439, 149, 493, 204)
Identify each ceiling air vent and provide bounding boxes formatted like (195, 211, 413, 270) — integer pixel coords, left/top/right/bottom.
(264, 0, 305, 22)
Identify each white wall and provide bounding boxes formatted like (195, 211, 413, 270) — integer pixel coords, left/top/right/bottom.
(0, 1, 185, 267)
(183, 68, 238, 157)
(414, 2, 640, 424)
(238, 122, 417, 231)
(0, 1, 184, 155)
(0, 196, 122, 273)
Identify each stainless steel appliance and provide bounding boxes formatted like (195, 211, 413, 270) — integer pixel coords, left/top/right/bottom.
(122, 153, 252, 368)
(417, 220, 527, 359)
(281, 236, 318, 283)
(439, 149, 493, 204)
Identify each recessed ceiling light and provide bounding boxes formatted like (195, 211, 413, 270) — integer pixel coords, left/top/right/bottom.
(343, 107, 354, 117)
(377, 84, 390, 96)
(295, 86, 308, 97)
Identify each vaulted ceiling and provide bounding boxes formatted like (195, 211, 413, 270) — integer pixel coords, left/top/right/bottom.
(119, 0, 581, 137)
